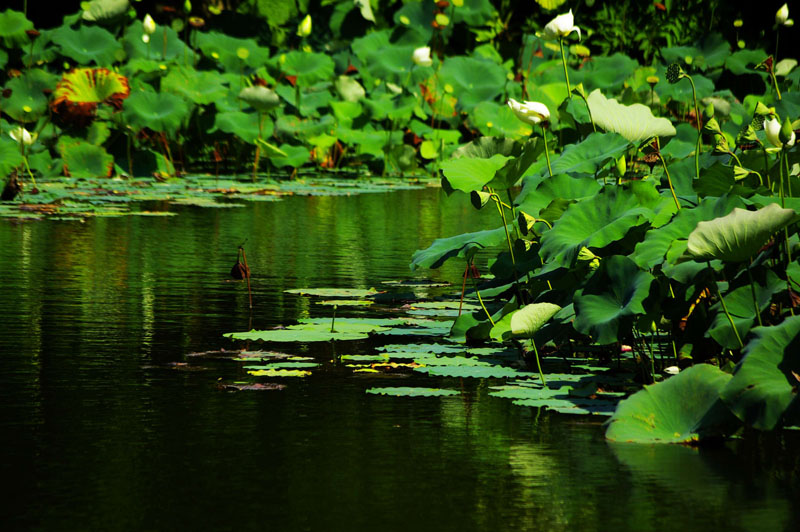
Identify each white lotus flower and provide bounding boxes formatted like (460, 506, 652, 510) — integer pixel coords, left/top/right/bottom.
(542, 9, 581, 41)
(9, 126, 37, 146)
(297, 14, 312, 37)
(142, 14, 156, 43)
(507, 98, 550, 126)
(776, 4, 794, 27)
(765, 117, 795, 147)
(412, 46, 432, 67)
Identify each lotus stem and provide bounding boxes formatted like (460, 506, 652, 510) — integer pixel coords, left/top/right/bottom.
(331, 304, 337, 333)
(745, 265, 763, 327)
(470, 273, 495, 326)
(728, 150, 743, 168)
(685, 74, 701, 180)
(770, 69, 782, 101)
(253, 112, 264, 181)
(530, 339, 547, 387)
(659, 150, 681, 211)
(541, 125, 553, 177)
(559, 38, 571, 98)
(710, 264, 744, 349)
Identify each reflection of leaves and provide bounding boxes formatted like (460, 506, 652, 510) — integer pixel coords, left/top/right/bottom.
(366, 387, 459, 397)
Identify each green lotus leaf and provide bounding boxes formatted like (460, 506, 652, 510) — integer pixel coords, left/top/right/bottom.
(0, 137, 24, 177)
(706, 271, 783, 349)
(440, 154, 510, 193)
(243, 362, 319, 370)
(515, 174, 602, 216)
(578, 53, 639, 92)
(725, 49, 767, 75)
(489, 385, 572, 400)
(587, 89, 676, 144)
(452, 0, 496, 26)
(270, 144, 309, 168)
(414, 365, 534, 379)
(329, 101, 363, 128)
(209, 111, 268, 144)
(276, 114, 335, 137)
(122, 91, 190, 136)
(573, 255, 654, 345)
(632, 195, 744, 269)
(377, 344, 465, 355)
(0, 48, 6, 69)
(281, 51, 335, 87)
(661, 33, 730, 72)
(351, 31, 414, 84)
(338, 127, 399, 159)
(684, 204, 797, 263)
(81, 0, 129, 23)
(540, 182, 669, 270)
(439, 56, 507, 111)
(248, 369, 311, 377)
(655, 71, 714, 104)
(720, 316, 800, 430)
(0, 9, 33, 48)
(256, 138, 288, 158)
(162, 67, 228, 106)
(275, 83, 334, 118)
(122, 20, 193, 61)
(549, 132, 631, 176)
(471, 101, 532, 138)
(60, 141, 114, 178)
(51, 24, 123, 65)
(285, 288, 377, 298)
(392, 2, 433, 44)
(366, 387, 459, 397)
(238, 85, 280, 112)
(411, 225, 511, 270)
(3, 69, 58, 122)
(605, 364, 739, 444)
(194, 31, 269, 71)
(535, 0, 568, 10)
(225, 318, 391, 342)
(334, 75, 365, 103)
(510, 303, 562, 337)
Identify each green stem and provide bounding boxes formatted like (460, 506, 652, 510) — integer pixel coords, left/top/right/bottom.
(541, 125, 553, 177)
(470, 272, 495, 326)
(530, 339, 547, 387)
(659, 152, 681, 211)
(559, 38, 571, 98)
(686, 75, 701, 180)
(745, 265, 763, 327)
(762, 142, 772, 190)
(710, 265, 744, 349)
(728, 150, 742, 167)
(770, 70, 782, 101)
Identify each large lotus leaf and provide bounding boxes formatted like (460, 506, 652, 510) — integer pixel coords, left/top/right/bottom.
(725, 49, 767, 75)
(471, 101, 532, 138)
(0, 48, 6, 69)
(51, 24, 122, 65)
(488, 138, 543, 191)
(0, 9, 33, 48)
(661, 33, 730, 72)
(414, 365, 534, 379)
(706, 271, 783, 349)
(275, 84, 334, 118)
(515, 174, 602, 216)
(60, 141, 114, 178)
(411, 225, 510, 270)
(329, 101, 363, 128)
(539, 182, 669, 269)
(632, 195, 744, 269)
(573, 255, 654, 345)
(605, 364, 738, 443)
(510, 303, 562, 337)
(225, 318, 394, 342)
(684, 204, 797, 263)
(452, 0, 496, 26)
(334, 75, 365, 102)
(208, 111, 268, 144)
(578, 53, 639, 92)
(549, 132, 630, 176)
(123, 91, 190, 136)
(350, 31, 414, 84)
(439, 56, 507, 111)
(161, 67, 228, 106)
(721, 317, 800, 430)
(238, 85, 280, 112)
(440, 154, 511, 193)
(3, 69, 58, 122)
(194, 31, 269, 71)
(281, 51, 335, 87)
(123, 20, 194, 62)
(81, 0, 129, 23)
(587, 89, 676, 145)
(0, 137, 24, 177)
(393, 2, 433, 44)
(53, 67, 129, 105)
(270, 144, 309, 168)
(659, 123, 697, 160)
(654, 71, 714, 105)
(524, 82, 569, 127)
(367, 387, 459, 397)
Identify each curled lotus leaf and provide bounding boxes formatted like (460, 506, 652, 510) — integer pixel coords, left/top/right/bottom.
(684, 204, 797, 263)
(238, 85, 280, 112)
(51, 68, 130, 126)
(81, 0, 130, 23)
(510, 303, 562, 338)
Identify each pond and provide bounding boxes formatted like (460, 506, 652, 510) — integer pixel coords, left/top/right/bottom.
(1, 186, 799, 531)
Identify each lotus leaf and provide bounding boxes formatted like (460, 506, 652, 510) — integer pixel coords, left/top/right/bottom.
(587, 89, 676, 144)
(510, 303, 562, 338)
(438, 56, 507, 111)
(393, 2, 433, 44)
(281, 51, 336, 87)
(334, 75, 365, 103)
(414, 366, 533, 378)
(209, 111, 267, 144)
(270, 144, 310, 169)
(51, 25, 122, 65)
(684, 205, 796, 263)
(351, 32, 414, 84)
(194, 31, 269, 71)
(366, 387, 459, 397)
(377, 344, 464, 355)
(574, 256, 655, 345)
(60, 141, 114, 178)
(0, 9, 33, 48)
(286, 288, 377, 298)
(416, 356, 493, 367)
(720, 317, 800, 430)
(489, 385, 572, 400)
(0, 137, 24, 177)
(549, 132, 631, 176)
(515, 174, 602, 216)
(605, 364, 738, 443)
(578, 53, 639, 92)
(248, 369, 311, 377)
(440, 154, 511, 193)
(725, 49, 767, 75)
(662, 33, 730, 72)
(123, 91, 190, 136)
(81, 0, 129, 23)
(51, 68, 129, 126)
(411, 225, 511, 270)
(243, 362, 319, 370)
(162, 68, 228, 106)
(471, 101, 533, 138)
(3, 69, 58, 122)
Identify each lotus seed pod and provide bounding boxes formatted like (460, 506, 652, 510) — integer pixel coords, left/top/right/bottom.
(665, 63, 683, 84)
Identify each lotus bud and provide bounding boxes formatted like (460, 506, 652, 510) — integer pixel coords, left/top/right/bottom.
(412, 46, 433, 67)
(184, 0, 192, 13)
(507, 98, 550, 126)
(143, 14, 156, 35)
(776, 3, 794, 26)
(779, 117, 796, 147)
(615, 155, 626, 177)
(297, 14, 312, 37)
(765, 117, 785, 147)
(542, 9, 581, 41)
(665, 63, 684, 84)
(9, 126, 37, 146)
(704, 102, 715, 119)
(646, 75, 659, 87)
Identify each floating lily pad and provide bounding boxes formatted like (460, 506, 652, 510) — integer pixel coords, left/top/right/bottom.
(219, 382, 287, 391)
(247, 369, 312, 377)
(285, 288, 378, 298)
(366, 387, 459, 397)
(244, 362, 319, 370)
(316, 299, 374, 307)
(341, 354, 389, 362)
(414, 366, 534, 378)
